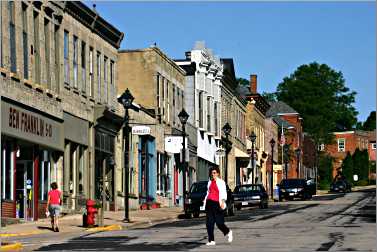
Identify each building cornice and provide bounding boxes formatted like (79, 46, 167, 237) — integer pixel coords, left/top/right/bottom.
(64, 1, 124, 49)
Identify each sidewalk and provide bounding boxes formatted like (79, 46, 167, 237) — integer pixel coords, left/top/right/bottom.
(0, 206, 183, 236)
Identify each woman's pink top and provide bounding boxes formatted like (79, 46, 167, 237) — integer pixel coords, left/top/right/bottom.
(207, 180, 219, 202)
(48, 189, 61, 205)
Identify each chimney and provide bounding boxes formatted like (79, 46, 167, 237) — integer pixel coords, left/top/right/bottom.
(250, 74, 257, 94)
(185, 51, 191, 60)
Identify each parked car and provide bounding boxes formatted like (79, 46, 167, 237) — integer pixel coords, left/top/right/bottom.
(233, 184, 268, 210)
(330, 179, 352, 193)
(279, 179, 313, 200)
(184, 181, 235, 218)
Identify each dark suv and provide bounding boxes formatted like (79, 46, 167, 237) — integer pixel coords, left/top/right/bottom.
(184, 181, 235, 218)
(279, 179, 314, 200)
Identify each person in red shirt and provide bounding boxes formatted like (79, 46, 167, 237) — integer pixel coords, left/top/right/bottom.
(46, 182, 62, 232)
(203, 167, 233, 246)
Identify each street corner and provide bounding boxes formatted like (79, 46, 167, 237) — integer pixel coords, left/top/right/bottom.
(0, 242, 23, 251)
(0, 230, 45, 237)
(86, 224, 123, 232)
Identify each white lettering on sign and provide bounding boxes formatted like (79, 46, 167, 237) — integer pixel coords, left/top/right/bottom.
(132, 126, 151, 135)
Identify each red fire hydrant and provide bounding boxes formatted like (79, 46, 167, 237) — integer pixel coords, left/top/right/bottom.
(85, 199, 98, 227)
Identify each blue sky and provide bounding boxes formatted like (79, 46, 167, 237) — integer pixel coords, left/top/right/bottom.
(88, 1, 375, 122)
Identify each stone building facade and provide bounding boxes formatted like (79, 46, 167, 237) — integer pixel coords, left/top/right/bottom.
(243, 75, 271, 186)
(0, 1, 123, 220)
(117, 47, 188, 207)
(219, 58, 247, 189)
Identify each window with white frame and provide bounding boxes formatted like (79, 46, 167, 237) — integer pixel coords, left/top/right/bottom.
(372, 143, 376, 150)
(338, 138, 345, 152)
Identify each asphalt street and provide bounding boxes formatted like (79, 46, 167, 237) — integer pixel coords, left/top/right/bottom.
(11, 188, 377, 251)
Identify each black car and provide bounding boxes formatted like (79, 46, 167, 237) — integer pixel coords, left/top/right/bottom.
(184, 181, 235, 218)
(330, 179, 352, 193)
(233, 184, 268, 210)
(279, 179, 313, 200)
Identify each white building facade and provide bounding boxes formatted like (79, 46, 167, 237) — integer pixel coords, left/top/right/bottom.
(176, 41, 223, 181)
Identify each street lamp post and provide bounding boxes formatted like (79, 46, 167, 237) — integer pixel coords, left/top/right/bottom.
(295, 148, 301, 178)
(222, 123, 232, 185)
(269, 139, 275, 199)
(283, 144, 290, 180)
(178, 109, 189, 212)
(118, 88, 135, 222)
(249, 132, 257, 184)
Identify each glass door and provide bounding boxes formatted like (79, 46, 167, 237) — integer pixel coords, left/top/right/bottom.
(15, 161, 34, 221)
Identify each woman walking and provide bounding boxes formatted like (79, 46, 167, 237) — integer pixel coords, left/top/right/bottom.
(203, 167, 233, 246)
(46, 182, 62, 232)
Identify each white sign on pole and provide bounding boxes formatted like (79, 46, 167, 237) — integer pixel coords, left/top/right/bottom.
(131, 126, 151, 135)
(165, 136, 188, 154)
(353, 174, 358, 182)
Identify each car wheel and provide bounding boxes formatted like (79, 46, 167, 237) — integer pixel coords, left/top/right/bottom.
(264, 202, 268, 209)
(236, 206, 242, 211)
(259, 203, 264, 209)
(193, 212, 200, 218)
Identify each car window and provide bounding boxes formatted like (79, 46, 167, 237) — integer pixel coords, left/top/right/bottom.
(190, 183, 207, 193)
(234, 185, 261, 193)
(280, 179, 305, 187)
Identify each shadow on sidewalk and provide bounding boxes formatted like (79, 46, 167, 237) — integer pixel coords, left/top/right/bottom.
(36, 234, 204, 251)
(37, 226, 55, 232)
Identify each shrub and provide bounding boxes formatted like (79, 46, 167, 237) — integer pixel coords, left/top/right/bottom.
(354, 180, 369, 186)
(319, 181, 330, 190)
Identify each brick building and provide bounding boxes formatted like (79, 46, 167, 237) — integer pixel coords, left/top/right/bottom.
(0, 1, 123, 220)
(325, 130, 370, 178)
(266, 101, 304, 181)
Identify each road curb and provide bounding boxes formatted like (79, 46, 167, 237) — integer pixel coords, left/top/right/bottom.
(86, 224, 122, 232)
(0, 231, 44, 237)
(0, 242, 23, 251)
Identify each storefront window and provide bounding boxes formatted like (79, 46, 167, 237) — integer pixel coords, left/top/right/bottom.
(39, 150, 51, 201)
(78, 146, 84, 194)
(2, 141, 14, 200)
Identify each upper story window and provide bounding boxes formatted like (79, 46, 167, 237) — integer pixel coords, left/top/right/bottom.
(81, 41, 86, 93)
(372, 143, 376, 150)
(73, 36, 78, 88)
(22, 3, 28, 79)
(104, 56, 108, 103)
(338, 138, 345, 152)
(9, 1, 16, 73)
(172, 84, 176, 125)
(198, 91, 204, 129)
(44, 18, 51, 88)
(89, 47, 94, 97)
(64, 30, 69, 84)
(156, 73, 160, 114)
(207, 96, 211, 132)
(96, 52, 101, 101)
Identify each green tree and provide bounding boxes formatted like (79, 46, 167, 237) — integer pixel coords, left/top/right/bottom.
(352, 148, 369, 181)
(341, 152, 353, 182)
(237, 77, 249, 87)
(362, 111, 376, 131)
(261, 92, 277, 102)
(275, 62, 358, 145)
(318, 154, 333, 189)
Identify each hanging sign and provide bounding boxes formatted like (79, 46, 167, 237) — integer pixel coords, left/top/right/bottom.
(132, 126, 151, 135)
